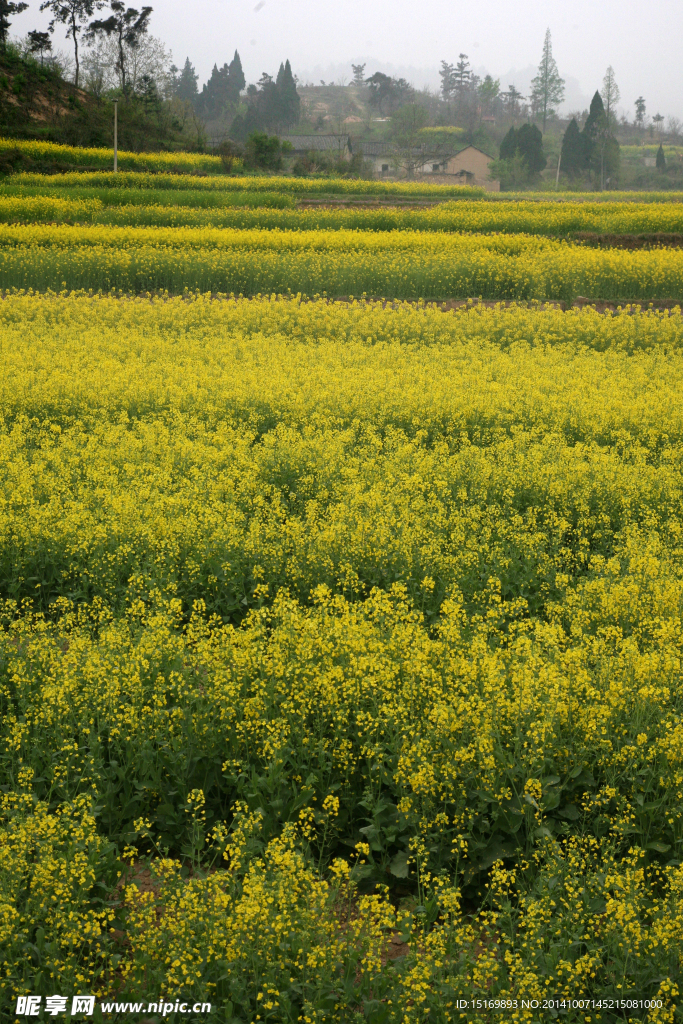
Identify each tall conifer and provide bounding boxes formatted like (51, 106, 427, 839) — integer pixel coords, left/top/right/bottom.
(530, 28, 565, 132)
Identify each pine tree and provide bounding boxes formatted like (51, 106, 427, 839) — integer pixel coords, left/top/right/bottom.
(40, 0, 107, 87)
(530, 28, 565, 132)
(656, 143, 666, 171)
(635, 96, 646, 127)
(175, 57, 198, 105)
(560, 117, 583, 177)
(583, 90, 605, 138)
(351, 62, 365, 87)
(276, 58, 300, 127)
(228, 49, 245, 95)
(0, 0, 28, 51)
(439, 60, 454, 101)
(453, 53, 470, 96)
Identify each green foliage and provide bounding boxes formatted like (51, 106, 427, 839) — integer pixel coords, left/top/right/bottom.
(276, 58, 299, 127)
(499, 125, 517, 161)
(365, 71, 412, 116)
(172, 56, 198, 105)
(496, 124, 546, 187)
(229, 60, 300, 140)
(244, 130, 285, 171)
(657, 143, 667, 171)
(582, 91, 620, 185)
(0, 48, 203, 154)
(560, 117, 584, 178)
(530, 27, 564, 131)
(0, 0, 28, 50)
(196, 51, 244, 120)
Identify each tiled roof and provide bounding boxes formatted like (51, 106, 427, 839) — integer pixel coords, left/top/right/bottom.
(281, 135, 349, 151)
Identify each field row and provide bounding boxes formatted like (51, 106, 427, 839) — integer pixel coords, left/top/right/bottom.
(2, 294, 683, 1019)
(2, 295, 683, 618)
(1, 229, 682, 299)
(4, 192, 683, 235)
(9, 168, 683, 202)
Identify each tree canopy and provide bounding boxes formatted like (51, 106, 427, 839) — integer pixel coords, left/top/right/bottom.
(0, 0, 28, 50)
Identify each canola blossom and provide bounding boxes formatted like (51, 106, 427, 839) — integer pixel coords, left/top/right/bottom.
(0, 222, 681, 299)
(7, 165, 486, 198)
(1, 293, 683, 1022)
(3, 192, 683, 235)
(9, 168, 683, 203)
(2, 165, 683, 1023)
(0, 137, 230, 174)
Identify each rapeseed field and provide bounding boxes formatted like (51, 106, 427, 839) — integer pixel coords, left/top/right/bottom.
(1, 172, 683, 1024)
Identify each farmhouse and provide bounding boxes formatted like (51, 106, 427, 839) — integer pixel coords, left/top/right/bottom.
(434, 146, 499, 191)
(355, 141, 394, 175)
(352, 140, 500, 188)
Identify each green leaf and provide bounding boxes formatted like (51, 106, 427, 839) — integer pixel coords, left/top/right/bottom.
(389, 850, 410, 878)
(559, 804, 581, 820)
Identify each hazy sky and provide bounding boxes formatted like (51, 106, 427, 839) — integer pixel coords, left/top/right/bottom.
(14, 0, 683, 119)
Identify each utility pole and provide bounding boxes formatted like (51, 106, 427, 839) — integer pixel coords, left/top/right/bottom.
(114, 100, 118, 172)
(555, 149, 561, 187)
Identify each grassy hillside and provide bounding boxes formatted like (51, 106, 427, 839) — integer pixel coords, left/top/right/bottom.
(0, 45, 202, 168)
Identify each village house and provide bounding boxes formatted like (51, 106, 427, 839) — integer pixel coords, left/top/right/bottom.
(353, 140, 500, 189)
(355, 141, 394, 175)
(427, 145, 500, 191)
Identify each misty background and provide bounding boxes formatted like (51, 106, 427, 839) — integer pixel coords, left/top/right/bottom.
(11, 0, 683, 120)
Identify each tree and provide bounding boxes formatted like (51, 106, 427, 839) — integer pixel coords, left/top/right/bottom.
(366, 71, 394, 115)
(516, 123, 546, 174)
(28, 28, 53, 63)
(478, 74, 500, 114)
(560, 117, 583, 177)
(439, 60, 454, 101)
(656, 143, 666, 171)
(276, 58, 299, 127)
(582, 91, 619, 188)
(196, 54, 243, 120)
(83, 29, 170, 96)
(230, 60, 299, 138)
(351, 62, 365, 87)
(496, 122, 546, 183)
(228, 49, 244, 94)
(244, 130, 283, 171)
(0, 1, 29, 51)
(583, 90, 605, 138)
(174, 56, 198, 105)
(388, 102, 428, 178)
(198, 63, 231, 118)
(530, 28, 564, 132)
(40, 0, 106, 87)
(601, 66, 619, 126)
(453, 53, 470, 96)
(652, 113, 664, 134)
(499, 125, 517, 161)
(86, 2, 152, 96)
(634, 96, 646, 127)
(666, 116, 681, 140)
(502, 84, 523, 121)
